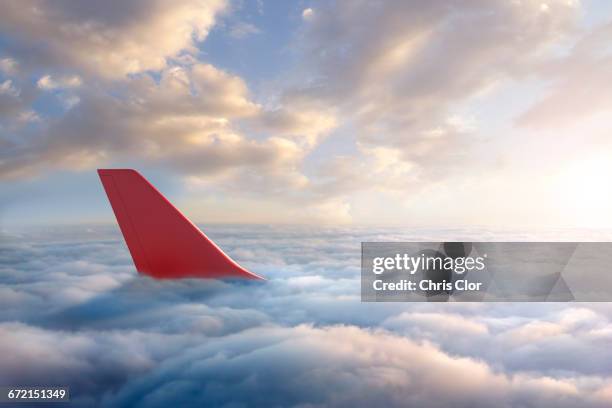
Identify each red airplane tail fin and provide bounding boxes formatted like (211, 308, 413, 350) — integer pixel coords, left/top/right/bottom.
(98, 169, 263, 280)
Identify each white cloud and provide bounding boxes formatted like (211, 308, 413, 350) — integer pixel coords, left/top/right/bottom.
(302, 8, 314, 21)
(290, 0, 580, 194)
(0, 0, 228, 78)
(0, 63, 335, 192)
(0, 0, 609, 227)
(0, 79, 19, 97)
(385, 311, 489, 336)
(1, 316, 611, 407)
(0, 57, 17, 75)
(37, 74, 82, 90)
(0, 226, 612, 408)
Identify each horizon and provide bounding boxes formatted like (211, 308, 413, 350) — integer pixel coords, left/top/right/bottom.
(2, 1, 612, 407)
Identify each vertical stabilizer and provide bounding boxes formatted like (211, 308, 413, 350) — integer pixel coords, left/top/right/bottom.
(98, 169, 263, 280)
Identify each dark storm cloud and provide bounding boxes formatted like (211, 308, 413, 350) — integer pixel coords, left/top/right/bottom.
(1, 226, 612, 407)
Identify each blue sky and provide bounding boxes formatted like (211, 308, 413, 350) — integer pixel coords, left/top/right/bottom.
(1, 0, 612, 229)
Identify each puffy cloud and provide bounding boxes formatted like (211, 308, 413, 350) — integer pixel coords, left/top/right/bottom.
(0, 63, 334, 192)
(1, 1, 579, 180)
(384, 311, 489, 336)
(0, 3, 338, 200)
(1, 226, 612, 407)
(0, 0, 228, 79)
(1, 317, 611, 407)
(253, 106, 337, 148)
(299, 0, 578, 116)
(1, 0, 603, 226)
(0, 0, 343, 223)
(0, 238, 133, 321)
(302, 8, 314, 21)
(0, 321, 201, 406)
(290, 0, 580, 189)
(98, 324, 544, 407)
(37, 74, 82, 90)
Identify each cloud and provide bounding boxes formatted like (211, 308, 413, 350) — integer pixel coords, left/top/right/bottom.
(228, 21, 261, 39)
(288, 0, 579, 190)
(97, 325, 512, 407)
(0, 63, 335, 192)
(0, 66, 40, 126)
(0, 1, 610, 228)
(0, 0, 228, 79)
(0, 57, 17, 75)
(0, 238, 133, 321)
(302, 8, 314, 21)
(517, 20, 612, 129)
(0, 0, 603, 227)
(384, 311, 489, 336)
(1, 226, 612, 407)
(37, 75, 82, 90)
(0, 1, 337, 207)
(0, 79, 19, 97)
(1, 2, 577, 178)
(1, 320, 610, 408)
(0, 321, 200, 406)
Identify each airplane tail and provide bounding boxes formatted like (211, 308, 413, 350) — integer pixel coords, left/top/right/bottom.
(97, 169, 263, 280)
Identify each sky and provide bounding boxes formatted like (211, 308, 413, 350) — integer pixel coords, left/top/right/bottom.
(2, 2, 612, 407)
(1, 0, 612, 228)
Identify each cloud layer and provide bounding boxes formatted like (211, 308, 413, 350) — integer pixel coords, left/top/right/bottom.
(1, 226, 612, 407)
